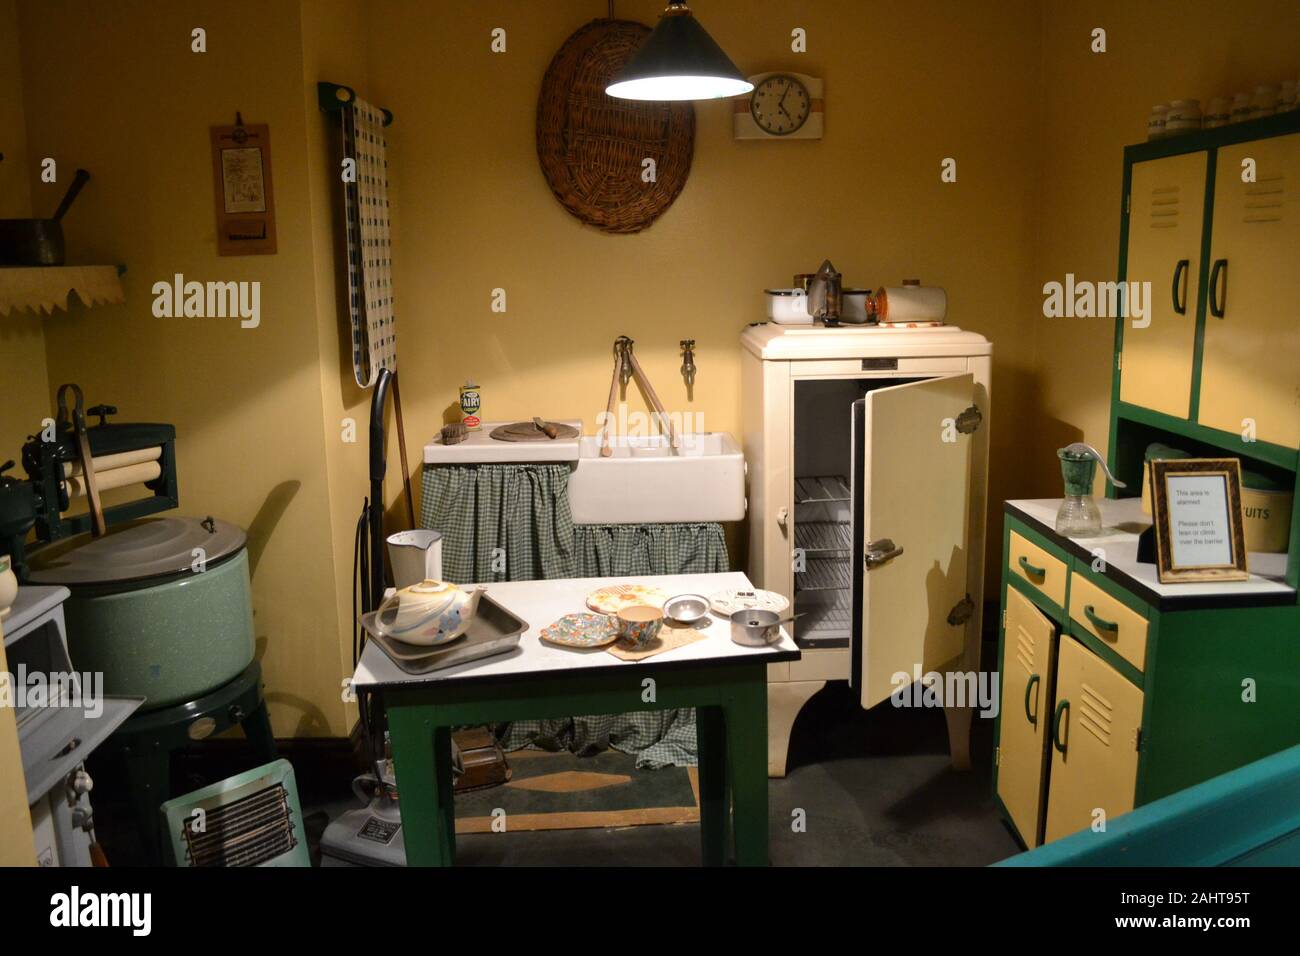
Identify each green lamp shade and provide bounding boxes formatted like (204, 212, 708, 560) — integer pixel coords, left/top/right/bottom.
(606, 4, 752, 101)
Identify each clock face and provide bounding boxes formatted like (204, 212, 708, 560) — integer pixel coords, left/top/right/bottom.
(749, 74, 811, 136)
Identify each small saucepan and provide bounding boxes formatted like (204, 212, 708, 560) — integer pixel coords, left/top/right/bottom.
(0, 168, 91, 266)
(730, 609, 800, 646)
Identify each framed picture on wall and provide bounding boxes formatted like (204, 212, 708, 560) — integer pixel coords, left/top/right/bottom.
(210, 119, 277, 256)
(1150, 458, 1250, 584)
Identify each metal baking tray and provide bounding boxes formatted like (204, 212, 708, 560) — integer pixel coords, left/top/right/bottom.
(365, 593, 528, 675)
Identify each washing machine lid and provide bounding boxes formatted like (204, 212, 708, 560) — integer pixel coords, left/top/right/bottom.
(27, 515, 247, 586)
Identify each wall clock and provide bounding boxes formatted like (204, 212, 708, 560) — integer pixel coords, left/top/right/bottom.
(734, 72, 824, 140)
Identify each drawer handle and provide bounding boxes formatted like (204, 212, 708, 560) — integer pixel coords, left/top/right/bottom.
(1052, 699, 1070, 755)
(1018, 555, 1046, 579)
(1024, 673, 1040, 727)
(1084, 604, 1119, 635)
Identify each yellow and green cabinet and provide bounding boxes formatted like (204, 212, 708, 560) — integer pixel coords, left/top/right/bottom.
(993, 110, 1300, 850)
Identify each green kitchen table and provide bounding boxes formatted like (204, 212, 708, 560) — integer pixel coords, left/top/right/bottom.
(350, 571, 800, 866)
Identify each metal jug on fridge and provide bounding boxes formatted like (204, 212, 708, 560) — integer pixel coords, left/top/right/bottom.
(807, 259, 842, 326)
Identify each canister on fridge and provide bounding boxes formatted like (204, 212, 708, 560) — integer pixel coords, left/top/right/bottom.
(867, 283, 948, 324)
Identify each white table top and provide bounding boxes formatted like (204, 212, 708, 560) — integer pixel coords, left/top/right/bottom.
(1008, 498, 1295, 607)
(352, 571, 800, 689)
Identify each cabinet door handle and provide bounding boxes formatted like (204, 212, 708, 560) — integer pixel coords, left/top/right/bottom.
(1084, 604, 1119, 635)
(1208, 258, 1228, 318)
(1052, 699, 1070, 754)
(1171, 258, 1189, 315)
(1018, 554, 1046, 579)
(1024, 673, 1040, 727)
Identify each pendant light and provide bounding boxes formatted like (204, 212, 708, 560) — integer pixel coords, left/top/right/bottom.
(606, 1, 753, 102)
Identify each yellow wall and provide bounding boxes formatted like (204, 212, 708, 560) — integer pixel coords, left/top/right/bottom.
(0, 0, 50, 459)
(1028, 0, 1300, 494)
(0, 0, 31, 218)
(4, 1, 1297, 739)
(366, 0, 1045, 587)
(365, 0, 1044, 564)
(301, 0, 382, 729)
(16, 0, 350, 736)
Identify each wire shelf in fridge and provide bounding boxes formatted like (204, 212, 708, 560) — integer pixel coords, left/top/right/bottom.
(795, 556, 851, 591)
(794, 475, 851, 505)
(796, 587, 852, 635)
(794, 520, 852, 555)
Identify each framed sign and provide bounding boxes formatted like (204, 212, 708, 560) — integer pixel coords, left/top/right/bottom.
(210, 119, 277, 256)
(1150, 458, 1250, 583)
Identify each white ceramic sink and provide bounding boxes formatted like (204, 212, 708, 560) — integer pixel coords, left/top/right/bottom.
(567, 432, 746, 525)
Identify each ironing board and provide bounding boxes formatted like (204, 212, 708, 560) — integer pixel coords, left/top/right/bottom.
(350, 571, 799, 866)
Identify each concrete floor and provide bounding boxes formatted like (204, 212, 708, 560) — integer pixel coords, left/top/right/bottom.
(309, 680, 1024, 867)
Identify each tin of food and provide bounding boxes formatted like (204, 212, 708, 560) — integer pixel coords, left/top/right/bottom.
(663, 593, 711, 627)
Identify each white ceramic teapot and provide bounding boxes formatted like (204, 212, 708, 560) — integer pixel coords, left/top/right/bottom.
(371, 579, 484, 646)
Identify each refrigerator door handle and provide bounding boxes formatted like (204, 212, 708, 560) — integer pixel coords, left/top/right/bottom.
(864, 537, 903, 569)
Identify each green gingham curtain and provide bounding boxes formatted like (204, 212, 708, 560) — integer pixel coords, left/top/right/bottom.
(420, 464, 575, 583)
(500, 709, 702, 771)
(574, 523, 730, 576)
(420, 464, 730, 768)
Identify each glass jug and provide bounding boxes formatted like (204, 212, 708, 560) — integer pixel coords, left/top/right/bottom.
(1056, 442, 1127, 536)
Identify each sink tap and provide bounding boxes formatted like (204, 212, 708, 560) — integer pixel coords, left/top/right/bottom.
(615, 335, 634, 390)
(680, 339, 696, 390)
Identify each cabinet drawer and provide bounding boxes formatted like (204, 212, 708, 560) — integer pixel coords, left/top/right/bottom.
(1008, 530, 1068, 609)
(1067, 573, 1148, 673)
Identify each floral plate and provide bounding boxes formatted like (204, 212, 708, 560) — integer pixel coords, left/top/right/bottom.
(540, 612, 620, 649)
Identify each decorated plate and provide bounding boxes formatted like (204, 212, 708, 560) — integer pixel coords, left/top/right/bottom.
(585, 584, 670, 615)
(540, 612, 620, 648)
(708, 588, 790, 617)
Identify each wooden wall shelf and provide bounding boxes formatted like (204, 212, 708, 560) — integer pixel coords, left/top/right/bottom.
(0, 265, 125, 317)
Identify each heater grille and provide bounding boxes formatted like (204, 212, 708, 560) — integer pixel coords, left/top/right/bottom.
(181, 783, 298, 867)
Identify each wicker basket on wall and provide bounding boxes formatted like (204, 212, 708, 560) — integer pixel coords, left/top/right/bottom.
(537, 18, 695, 234)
